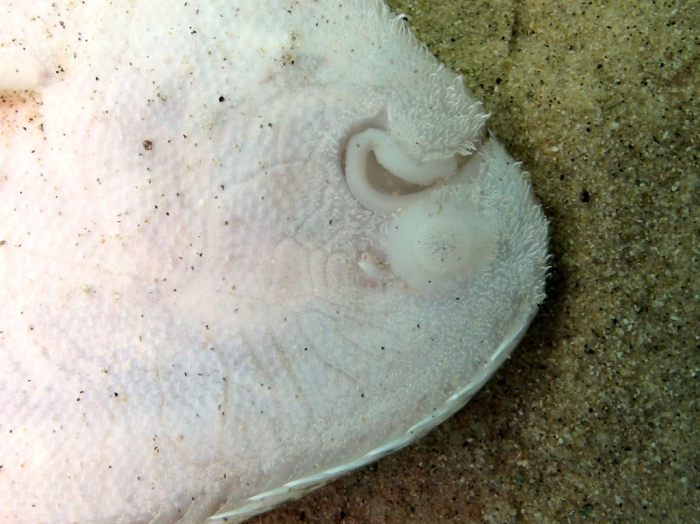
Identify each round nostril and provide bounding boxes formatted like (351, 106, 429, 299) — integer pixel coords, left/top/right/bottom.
(385, 197, 497, 292)
(414, 211, 495, 275)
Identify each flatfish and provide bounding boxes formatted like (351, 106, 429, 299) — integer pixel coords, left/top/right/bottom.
(0, 0, 548, 522)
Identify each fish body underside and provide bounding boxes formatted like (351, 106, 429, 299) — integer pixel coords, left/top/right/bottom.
(0, 0, 547, 522)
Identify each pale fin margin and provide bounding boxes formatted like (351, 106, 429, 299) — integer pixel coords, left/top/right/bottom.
(206, 302, 536, 523)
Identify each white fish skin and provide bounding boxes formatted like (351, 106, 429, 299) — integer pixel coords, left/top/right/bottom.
(0, 0, 548, 522)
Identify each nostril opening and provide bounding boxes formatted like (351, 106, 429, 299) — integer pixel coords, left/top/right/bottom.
(343, 128, 460, 214)
(364, 151, 429, 197)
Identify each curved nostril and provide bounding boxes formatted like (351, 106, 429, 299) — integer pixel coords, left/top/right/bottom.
(344, 128, 458, 214)
(364, 150, 429, 197)
(369, 129, 457, 185)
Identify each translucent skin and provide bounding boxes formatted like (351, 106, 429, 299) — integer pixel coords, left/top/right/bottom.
(0, 1, 548, 522)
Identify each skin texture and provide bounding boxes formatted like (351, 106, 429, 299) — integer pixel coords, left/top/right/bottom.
(0, 1, 547, 522)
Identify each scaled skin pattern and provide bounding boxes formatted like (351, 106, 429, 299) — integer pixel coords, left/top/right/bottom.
(0, 0, 548, 522)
